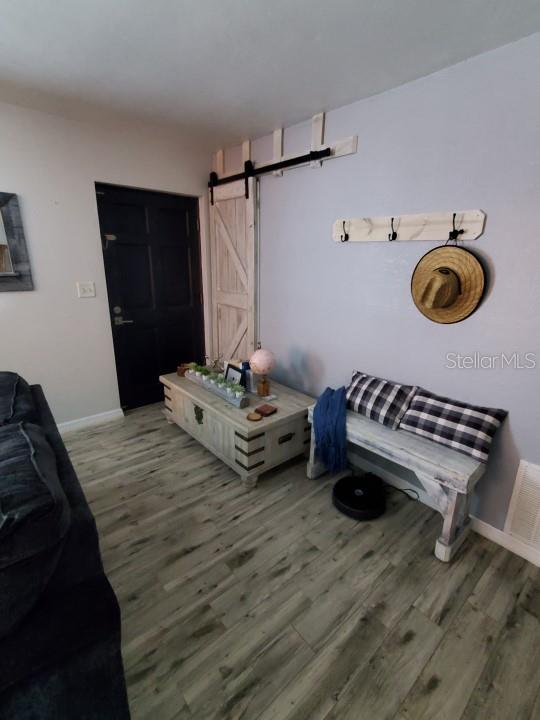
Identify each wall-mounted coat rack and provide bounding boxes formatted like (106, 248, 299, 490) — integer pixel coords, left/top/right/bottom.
(332, 209, 486, 243)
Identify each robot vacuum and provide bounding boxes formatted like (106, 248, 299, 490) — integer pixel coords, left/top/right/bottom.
(332, 473, 386, 521)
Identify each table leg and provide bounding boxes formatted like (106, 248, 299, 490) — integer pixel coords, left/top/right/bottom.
(242, 474, 258, 490)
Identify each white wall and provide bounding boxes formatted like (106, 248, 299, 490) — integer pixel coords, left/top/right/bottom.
(222, 34, 540, 529)
(0, 101, 211, 423)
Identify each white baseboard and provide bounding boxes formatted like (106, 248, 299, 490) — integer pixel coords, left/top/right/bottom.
(470, 516, 540, 567)
(58, 408, 124, 435)
(349, 452, 540, 567)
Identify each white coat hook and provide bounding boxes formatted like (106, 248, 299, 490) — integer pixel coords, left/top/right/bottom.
(388, 216, 398, 241)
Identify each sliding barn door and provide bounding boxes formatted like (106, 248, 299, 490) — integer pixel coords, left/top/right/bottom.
(209, 178, 257, 362)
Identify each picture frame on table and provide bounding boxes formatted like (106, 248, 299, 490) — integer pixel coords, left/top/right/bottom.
(224, 363, 243, 385)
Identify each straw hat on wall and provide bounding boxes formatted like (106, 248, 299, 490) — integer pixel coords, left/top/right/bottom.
(411, 246, 486, 324)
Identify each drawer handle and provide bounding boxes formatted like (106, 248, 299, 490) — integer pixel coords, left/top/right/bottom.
(278, 432, 295, 445)
(194, 405, 204, 425)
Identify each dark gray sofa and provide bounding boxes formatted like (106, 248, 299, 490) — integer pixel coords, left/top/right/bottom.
(0, 374, 130, 719)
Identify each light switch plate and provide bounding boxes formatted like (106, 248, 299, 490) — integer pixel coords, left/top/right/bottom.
(77, 281, 96, 298)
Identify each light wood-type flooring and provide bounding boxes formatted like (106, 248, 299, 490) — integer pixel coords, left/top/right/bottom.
(65, 403, 540, 720)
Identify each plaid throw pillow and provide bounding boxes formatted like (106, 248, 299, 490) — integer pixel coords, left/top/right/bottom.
(346, 372, 417, 429)
(399, 390, 507, 463)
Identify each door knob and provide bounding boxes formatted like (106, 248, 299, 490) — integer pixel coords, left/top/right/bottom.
(113, 317, 134, 326)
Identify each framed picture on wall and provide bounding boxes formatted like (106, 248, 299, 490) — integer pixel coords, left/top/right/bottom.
(0, 193, 33, 291)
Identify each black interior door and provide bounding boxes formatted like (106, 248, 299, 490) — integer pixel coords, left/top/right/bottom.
(96, 183, 204, 410)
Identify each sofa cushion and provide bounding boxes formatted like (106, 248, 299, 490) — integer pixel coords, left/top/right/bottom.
(0, 423, 71, 638)
(346, 371, 417, 429)
(399, 389, 507, 462)
(0, 372, 38, 425)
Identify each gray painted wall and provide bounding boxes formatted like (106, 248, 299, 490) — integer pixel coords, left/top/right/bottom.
(244, 34, 540, 529)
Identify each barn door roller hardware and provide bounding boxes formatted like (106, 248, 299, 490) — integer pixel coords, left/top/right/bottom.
(209, 112, 358, 204)
(209, 149, 331, 203)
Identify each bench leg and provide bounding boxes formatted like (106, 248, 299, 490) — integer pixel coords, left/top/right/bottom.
(306, 425, 327, 479)
(434, 490, 471, 562)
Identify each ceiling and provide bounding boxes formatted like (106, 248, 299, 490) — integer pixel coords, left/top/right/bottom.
(1, 0, 539, 146)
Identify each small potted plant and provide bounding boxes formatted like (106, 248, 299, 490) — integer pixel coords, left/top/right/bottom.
(200, 367, 210, 382)
(225, 381, 235, 397)
(208, 372, 218, 385)
(194, 365, 203, 377)
(232, 383, 245, 399)
(186, 362, 197, 376)
(216, 376, 226, 389)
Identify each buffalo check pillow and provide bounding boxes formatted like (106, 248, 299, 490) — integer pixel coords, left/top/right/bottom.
(346, 372, 417, 429)
(399, 389, 507, 463)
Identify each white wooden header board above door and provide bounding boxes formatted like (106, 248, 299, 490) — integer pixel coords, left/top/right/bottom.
(211, 112, 358, 200)
(332, 209, 486, 243)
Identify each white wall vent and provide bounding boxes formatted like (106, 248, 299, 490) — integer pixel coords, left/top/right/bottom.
(505, 461, 540, 546)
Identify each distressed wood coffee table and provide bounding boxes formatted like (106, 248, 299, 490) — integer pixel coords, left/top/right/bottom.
(160, 374, 313, 488)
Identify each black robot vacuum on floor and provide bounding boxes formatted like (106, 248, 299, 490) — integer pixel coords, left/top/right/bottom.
(332, 473, 386, 520)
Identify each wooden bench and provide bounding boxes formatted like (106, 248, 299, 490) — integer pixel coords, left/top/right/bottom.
(306, 406, 485, 562)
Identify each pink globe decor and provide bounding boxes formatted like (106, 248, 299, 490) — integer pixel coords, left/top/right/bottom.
(249, 348, 275, 375)
(249, 348, 276, 396)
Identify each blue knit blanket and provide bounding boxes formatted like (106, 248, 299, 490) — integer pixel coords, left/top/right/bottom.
(313, 386, 348, 473)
